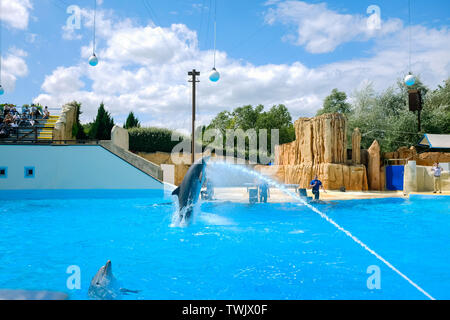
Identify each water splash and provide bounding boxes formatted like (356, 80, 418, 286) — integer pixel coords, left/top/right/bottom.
(208, 161, 436, 300)
(170, 199, 202, 228)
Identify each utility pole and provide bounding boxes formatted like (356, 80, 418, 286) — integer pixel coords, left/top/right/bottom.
(188, 69, 200, 164)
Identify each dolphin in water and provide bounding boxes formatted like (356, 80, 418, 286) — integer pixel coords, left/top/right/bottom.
(172, 157, 208, 224)
(88, 260, 139, 300)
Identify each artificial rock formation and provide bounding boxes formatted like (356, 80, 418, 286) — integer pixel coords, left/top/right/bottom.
(295, 113, 347, 164)
(367, 140, 382, 191)
(53, 103, 77, 143)
(352, 128, 361, 164)
(273, 113, 368, 191)
(275, 113, 347, 165)
(279, 163, 368, 191)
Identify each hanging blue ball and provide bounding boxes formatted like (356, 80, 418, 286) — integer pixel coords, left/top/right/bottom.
(209, 68, 220, 82)
(404, 74, 416, 87)
(89, 54, 99, 67)
(0, 85, 4, 95)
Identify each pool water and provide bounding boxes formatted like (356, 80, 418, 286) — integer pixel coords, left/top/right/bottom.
(0, 191, 448, 300)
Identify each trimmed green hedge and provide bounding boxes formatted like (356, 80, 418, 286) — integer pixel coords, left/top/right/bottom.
(128, 127, 185, 153)
(128, 127, 275, 163)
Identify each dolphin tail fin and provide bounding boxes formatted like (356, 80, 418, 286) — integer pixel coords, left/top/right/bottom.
(172, 187, 180, 196)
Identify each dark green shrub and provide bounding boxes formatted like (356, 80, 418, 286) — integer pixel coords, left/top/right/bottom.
(128, 127, 184, 153)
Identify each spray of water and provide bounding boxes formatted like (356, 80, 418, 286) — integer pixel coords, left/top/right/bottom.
(170, 199, 202, 228)
(208, 161, 436, 300)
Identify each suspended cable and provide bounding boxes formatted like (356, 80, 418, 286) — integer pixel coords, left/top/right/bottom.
(213, 0, 217, 68)
(93, 0, 97, 55)
(209, 0, 220, 82)
(0, 0, 4, 95)
(408, 0, 412, 73)
(49, 0, 149, 67)
(141, 0, 188, 79)
(404, 0, 415, 86)
(205, 0, 212, 50)
(197, 0, 207, 49)
(89, 0, 99, 66)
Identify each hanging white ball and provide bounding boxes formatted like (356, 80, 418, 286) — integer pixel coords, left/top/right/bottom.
(89, 54, 99, 67)
(0, 85, 4, 95)
(404, 74, 416, 87)
(209, 68, 220, 82)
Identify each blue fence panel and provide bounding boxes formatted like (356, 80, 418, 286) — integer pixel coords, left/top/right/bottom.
(386, 165, 404, 191)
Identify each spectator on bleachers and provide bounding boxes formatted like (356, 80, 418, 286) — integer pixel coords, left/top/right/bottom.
(31, 105, 37, 119)
(10, 105, 18, 116)
(4, 113, 14, 125)
(22, 105, 30, 117)
(4, 105, 10, 116)
(43, 106, 50, 119)
(19, 113, 31, 127)
(0, 103, 46, 139)
(0, 123, 9, 138)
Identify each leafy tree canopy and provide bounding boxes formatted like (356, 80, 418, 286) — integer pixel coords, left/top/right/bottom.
(316, 88, 352, 116)
(347, 77, 449, 152)
(207, 104, 295, 146)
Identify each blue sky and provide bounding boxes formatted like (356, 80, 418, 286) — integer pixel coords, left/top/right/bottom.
(1, 0, 449, 131)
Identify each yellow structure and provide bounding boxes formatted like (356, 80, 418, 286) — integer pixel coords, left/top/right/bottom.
(37, 115, 59, 141)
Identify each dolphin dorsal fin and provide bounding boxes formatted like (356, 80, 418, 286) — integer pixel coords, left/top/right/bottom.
(172, 187, 180, 196)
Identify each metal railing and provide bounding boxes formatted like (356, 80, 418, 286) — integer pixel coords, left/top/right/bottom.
(0, 125, 101, 145)
(0, 138, 101, 145)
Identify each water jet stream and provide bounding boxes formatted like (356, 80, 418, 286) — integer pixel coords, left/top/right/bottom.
(209, 162, 435, 300)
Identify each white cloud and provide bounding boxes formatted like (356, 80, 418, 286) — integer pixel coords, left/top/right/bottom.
(1, 48, 29, 92)
(34, 5, 450, 132)
(41, 66, 85, 94)
(265, 0, 402, 53)
(0, 0, 33, 30)
(62, 7, 134, 41)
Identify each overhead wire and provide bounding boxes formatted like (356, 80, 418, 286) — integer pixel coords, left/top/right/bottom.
(0, 0, 3, 87)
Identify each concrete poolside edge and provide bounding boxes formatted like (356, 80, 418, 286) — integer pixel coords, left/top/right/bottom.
(209, 187, 449, 203)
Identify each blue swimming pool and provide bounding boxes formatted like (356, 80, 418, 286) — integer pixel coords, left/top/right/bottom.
(0, 191, 448, 300)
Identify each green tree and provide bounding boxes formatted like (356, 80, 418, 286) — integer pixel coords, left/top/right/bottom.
(69, 101, 88, 140)
(124, 111, 141, 129)
(256, 104, 295, 144)
(421, 78, 450, 134)
(346, 77, 450, 152)
(206, 104, 296, 161)
(317, 88, 352, 116)
(207, 111, 233, 136)
(232, 104, 264, 130)
(89, 102, 115, 140)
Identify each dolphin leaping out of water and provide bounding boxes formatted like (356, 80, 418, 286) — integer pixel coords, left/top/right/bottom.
(172, 157, 208, 224)
(88, 260, 139, 300)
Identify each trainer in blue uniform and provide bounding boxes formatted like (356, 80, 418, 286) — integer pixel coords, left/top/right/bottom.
(310, 175, 326, 200)
(259, 182, 270, 203)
